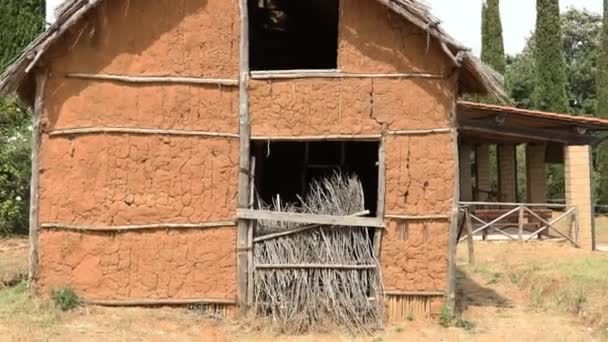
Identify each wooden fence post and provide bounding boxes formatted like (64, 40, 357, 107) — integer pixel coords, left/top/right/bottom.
(465, 208, 475, 265)
(518, 206, 525, 243)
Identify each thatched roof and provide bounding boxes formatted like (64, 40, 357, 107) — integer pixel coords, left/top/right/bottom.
(0, 0, 505, 101)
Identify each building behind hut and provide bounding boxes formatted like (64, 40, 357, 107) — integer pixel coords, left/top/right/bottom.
(0, 0, 503, 322)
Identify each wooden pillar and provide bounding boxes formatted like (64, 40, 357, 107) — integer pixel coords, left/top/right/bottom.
(498, 144, 517, 202)
(526, 144, 546, 203)
(564, 145, 595, 250)
(29, 69, 48, 288)
(446, 72, 461, 316)
(236, 0, 251, 314)
(459, 144, 473, 201)
(475, 145, 491, 201)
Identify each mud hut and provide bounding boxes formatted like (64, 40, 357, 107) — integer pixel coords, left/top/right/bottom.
(0, 0, 505, 324)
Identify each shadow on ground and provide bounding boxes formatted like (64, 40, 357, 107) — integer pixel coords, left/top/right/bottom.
(455, 266, 512, 315)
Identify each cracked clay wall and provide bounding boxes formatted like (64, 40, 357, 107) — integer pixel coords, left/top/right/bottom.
(36, 0, 240, 301)
(250, 0, 457, 294)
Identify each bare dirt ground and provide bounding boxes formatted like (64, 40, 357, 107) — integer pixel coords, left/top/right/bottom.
(1, 237, 606, 341)
(0, 237, 28, 287)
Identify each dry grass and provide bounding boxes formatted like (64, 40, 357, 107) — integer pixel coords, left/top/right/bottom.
(0, 238, 606, 341)
(459, 241, 608, 339)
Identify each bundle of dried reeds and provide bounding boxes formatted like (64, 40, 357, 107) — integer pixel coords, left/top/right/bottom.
(253, 173, 383, 334)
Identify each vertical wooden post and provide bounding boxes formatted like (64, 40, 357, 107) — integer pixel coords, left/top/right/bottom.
(446, 72, 461, 316)
(574, 207, 581, 246)
(518, 206, 525, 243)
(374, 135, 387, 256)
(465, 208, 474, 265)
(237, 0, 251, 315)
(373, 133, 387, 322)
(29, 69, 47, 289)
(246, 157, 256, 307)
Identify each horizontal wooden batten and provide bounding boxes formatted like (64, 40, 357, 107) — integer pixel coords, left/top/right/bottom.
(387, 128, 453, 136)
(251, 69, 446, 80)
(385, 214, 451, 220)
(237, 209, 384, 228)
(384, 290, 445, 297)
(66, 73, 239, 86)
(86, 298, 236, 306)
(40, 221, 236, 232)
(255, 264, 377, 270)
(253, 210, 370, 243)
(48, 127, 239, 138)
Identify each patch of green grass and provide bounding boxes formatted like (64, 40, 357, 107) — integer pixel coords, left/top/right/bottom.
(438, 304, 451, 328)
(454, 318, 476, 332)
(486, 272, 502, 285)
(52, 288, 81, 312)
(0, 282, 60, 328)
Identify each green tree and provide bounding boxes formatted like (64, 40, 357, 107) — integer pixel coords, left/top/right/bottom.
(507, 9, 601, 113)
(0, 0, 45, 235)
(0, 99, 32, 235)
(507, 8, 601, 202)
(0, 0, 45, 70)
(534, 0, 570, 112)
(598, 0, 608, 118)
(596, 0, 608, 204)
(481, 0, 506, 74)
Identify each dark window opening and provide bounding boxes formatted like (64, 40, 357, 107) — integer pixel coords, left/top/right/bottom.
(248, 0, 340, 71)
(251, 141, 380, 216)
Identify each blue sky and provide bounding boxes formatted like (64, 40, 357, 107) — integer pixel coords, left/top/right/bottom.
(426, 0, 603, 56)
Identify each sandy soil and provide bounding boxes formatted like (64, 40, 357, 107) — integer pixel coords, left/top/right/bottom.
(0, 237, 28, 287)
(0, 238, 600, 341)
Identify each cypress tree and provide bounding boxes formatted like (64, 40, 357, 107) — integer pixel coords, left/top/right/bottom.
(481, 0, 506, 74)
(534, 0, 569, 112)
(0, 0, 45, 71)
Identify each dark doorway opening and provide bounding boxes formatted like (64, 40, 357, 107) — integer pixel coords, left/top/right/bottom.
(248, 0, 340, 71)
(251, 140, 380, 216)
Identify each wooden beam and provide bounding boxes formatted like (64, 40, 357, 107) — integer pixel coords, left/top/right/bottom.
(28, 69, 47, 289)
(39, 221, 236, 232)
(255, 264, 377, 270)
(236, 0, 251, 316)
(86, 298, 236, 306)
(459, 201, 567, 208)
(237, 209, 384, 228)
(460, 121, 596, 145)
(66, 73, 239, 86)
(250, 70, 446, 80)
(48, 127, 239, 138)
(251, 134, 382, 141)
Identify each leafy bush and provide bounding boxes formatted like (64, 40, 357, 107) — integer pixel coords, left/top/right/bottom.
(0, 97, 31, 236)
(52, 288, 82, 312)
